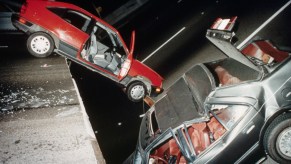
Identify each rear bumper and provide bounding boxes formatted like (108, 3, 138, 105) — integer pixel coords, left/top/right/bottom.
(11, 14, 33, 34)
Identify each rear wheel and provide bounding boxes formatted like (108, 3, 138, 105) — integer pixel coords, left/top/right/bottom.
(27, 32, 54, 58)
(127, 81, 147, 102)
(263, 113, 291, 164)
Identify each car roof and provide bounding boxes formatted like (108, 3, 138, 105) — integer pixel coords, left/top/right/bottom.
(27, 0, 120, 36)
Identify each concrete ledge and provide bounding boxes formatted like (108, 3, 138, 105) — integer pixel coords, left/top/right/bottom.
(0, 54, 104, 163)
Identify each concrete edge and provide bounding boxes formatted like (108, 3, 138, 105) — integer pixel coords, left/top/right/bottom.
(72, 78, 106, 164)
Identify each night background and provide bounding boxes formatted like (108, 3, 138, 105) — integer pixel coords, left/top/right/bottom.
(1, 0, 290, 163)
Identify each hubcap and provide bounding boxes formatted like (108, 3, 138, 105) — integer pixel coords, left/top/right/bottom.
(277, 127, 291, 158)
(31, 35, 50, 54)
(130, 85, 145, 101)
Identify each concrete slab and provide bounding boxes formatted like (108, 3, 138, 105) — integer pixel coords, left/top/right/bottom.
(0, 52, 104, 164)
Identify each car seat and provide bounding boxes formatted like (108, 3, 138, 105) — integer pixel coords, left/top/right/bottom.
(241, 40, 289, 63)
(88, 26, 111, 68)
(89, 26, 98, 57)
(189, 123, 211, 154)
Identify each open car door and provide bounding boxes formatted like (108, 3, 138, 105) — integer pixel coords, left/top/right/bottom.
(118, 30, 135, 80)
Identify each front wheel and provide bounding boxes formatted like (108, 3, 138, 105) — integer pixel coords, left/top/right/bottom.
(127, 82, 147, 102)
(263, 113, 291, 164)
(27, 32, 54, 58)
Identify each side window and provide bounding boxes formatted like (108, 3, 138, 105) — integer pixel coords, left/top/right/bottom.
(94, 25, 126, 58)
(211, 104, 249, 129)
(63, 10, 90, 31)
(96, 26, 113, 48)
(47, 7, 90, 32)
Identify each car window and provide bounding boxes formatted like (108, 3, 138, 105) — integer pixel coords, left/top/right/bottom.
(47, 7, 91, 32)
(95, 26, 113, 49)
(211, 104, 249, 129)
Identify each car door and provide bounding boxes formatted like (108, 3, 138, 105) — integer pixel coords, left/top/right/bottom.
(47, 7, 91, 58)
(78, 19, 134, 80)
(117, 30, 134, 80)
(195, 103, 264, 163)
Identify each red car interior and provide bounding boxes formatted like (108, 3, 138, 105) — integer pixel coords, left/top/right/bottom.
(241, 40, 289, 63)
(149, 64, 241, 163)
(150, 116, 226, 163)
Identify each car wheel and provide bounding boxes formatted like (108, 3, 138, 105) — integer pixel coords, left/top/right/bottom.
(127, 81, 147, 102)
(263, 113, 291, 164)
(27, 32, 54, 58)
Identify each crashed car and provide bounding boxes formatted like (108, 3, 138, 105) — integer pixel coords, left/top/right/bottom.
(11, 0, 163, 102)
(124, 17, 291, 163)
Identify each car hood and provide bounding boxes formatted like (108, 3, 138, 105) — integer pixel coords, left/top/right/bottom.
(128, 59, 163, 87)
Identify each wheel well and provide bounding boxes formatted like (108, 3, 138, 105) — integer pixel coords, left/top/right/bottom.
(126, 77, 152, 94)
(27, 24, 58, 49)
(259, 108, 291, 148)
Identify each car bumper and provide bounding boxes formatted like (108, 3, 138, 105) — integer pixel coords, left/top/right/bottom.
(150, 86, 164, 97)
(11, 14, 33, 34)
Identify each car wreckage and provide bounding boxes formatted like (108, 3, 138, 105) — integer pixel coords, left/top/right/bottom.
(11, 0, 163, 102)
(124, 17, 291, 163)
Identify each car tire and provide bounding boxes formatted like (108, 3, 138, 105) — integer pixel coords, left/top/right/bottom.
(27, 32, 54, 58)
(263, 113, 291, 164)
(127, 81, 147, 102)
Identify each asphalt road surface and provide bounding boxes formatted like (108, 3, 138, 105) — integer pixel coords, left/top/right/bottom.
(69, 0, 291, 163)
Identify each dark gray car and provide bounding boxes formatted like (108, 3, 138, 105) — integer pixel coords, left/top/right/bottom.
(124, 18, 291, 164)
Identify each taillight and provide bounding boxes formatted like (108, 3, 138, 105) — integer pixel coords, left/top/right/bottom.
(19, 18, 27, 24)
(20, 1, 28, 14)
(120, 59, 131, 77)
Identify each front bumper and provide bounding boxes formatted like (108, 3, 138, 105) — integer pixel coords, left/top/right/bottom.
(150, 86, 164, 97)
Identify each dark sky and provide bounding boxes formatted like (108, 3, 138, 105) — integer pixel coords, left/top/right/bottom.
(0, 0, 130, 17)
(60, 0, 129, 17)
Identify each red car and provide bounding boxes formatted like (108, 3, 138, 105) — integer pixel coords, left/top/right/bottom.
(12, 0, 163, 102)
